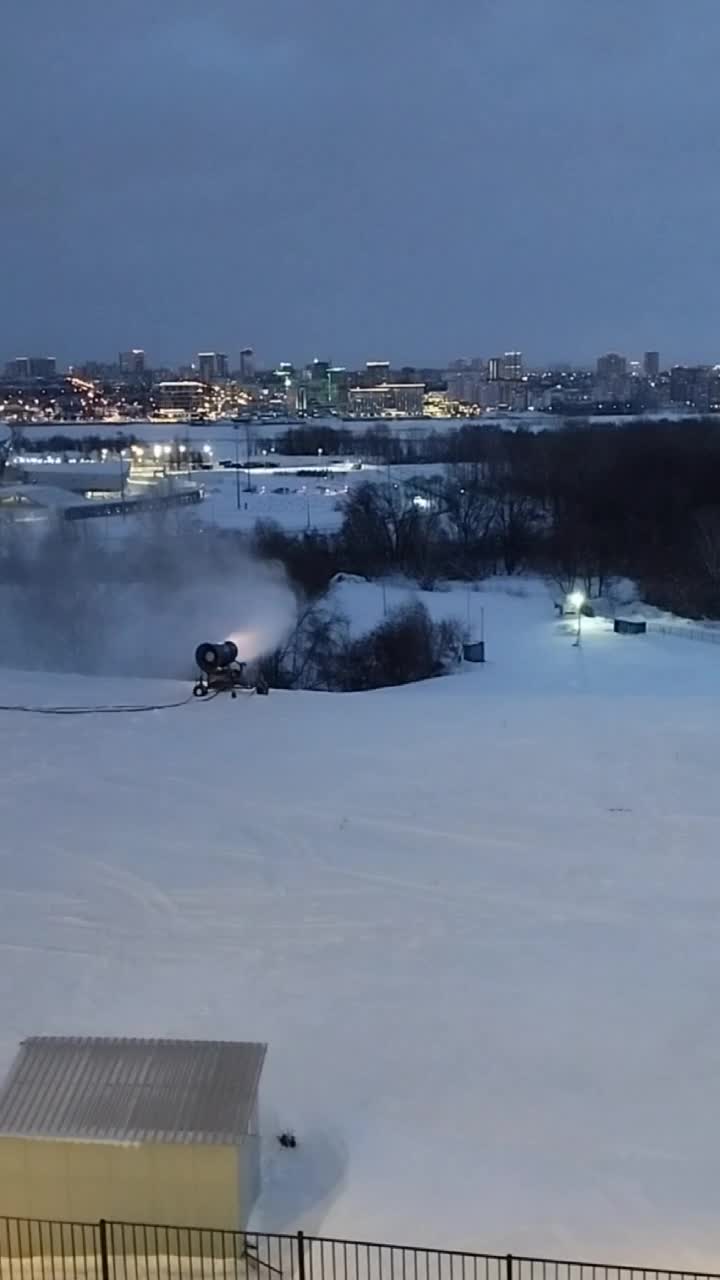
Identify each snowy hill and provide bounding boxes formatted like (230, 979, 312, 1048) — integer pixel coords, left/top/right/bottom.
(2, 581, 720, 1265)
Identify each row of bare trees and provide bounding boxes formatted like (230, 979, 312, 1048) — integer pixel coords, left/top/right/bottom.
(255, 420, 720, 619)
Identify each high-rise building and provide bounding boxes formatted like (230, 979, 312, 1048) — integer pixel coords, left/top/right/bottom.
(670, 366, 710, 411)
(365, 360, 390, 387)
(447, 371, 485, 405)
(307, 359, 330, 379)
(487, 357, 503, 382)
(303, 360, 332, 413)
(197, 352, 228, 383)
(596, 353, 627, 380)
(239, 348, 255, 382)
(503, 351, 523, 380)
(644, 351, 660, 380)
(328, 367, 349, 412)
(595, 352, 629, 401)
(5, 356, 56, 380)
(198, 353, 216, 384)
(119, 349, 146, 377)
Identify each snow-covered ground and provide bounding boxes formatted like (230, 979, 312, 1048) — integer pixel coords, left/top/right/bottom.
(2, 580, 720, 1266)
(198, 462, 446, 534)
(199, 466, 349, 533)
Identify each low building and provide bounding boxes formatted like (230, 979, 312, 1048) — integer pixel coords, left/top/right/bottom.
(156, 380, 207, 416)
(9, 458, 131, 494)
(0, 1035, 266, 1236)
(0, 483, 80, 523)
(347, 383, 425, 418)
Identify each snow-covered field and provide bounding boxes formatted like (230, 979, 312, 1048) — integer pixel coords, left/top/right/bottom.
(2, 580, 720, 1266)
(196, 461, 448, 534)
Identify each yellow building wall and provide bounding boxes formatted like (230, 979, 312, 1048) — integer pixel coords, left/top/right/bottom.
(0, 1136, 242, 1248)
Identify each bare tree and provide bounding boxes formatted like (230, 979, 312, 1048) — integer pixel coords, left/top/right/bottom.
(696, 507, 720, 588)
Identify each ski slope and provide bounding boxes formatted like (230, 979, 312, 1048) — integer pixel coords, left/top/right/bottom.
(1, 582, 720, 1266)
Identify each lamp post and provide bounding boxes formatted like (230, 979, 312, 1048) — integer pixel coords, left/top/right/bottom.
(233, 423, 241, 510)
(245, 421, 253, 493)
(569, 590, 585, 647)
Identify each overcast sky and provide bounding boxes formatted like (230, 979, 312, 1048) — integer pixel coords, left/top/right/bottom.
(1, 0, 718, 369)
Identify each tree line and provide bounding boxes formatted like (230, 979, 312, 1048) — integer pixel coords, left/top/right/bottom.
(253, 419, 720, 619)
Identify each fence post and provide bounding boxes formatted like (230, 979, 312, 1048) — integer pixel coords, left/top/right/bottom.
(297, 1231, 307, 1280)
(506, 1254, 513, 1280)
(99, 1220, 110, 1280)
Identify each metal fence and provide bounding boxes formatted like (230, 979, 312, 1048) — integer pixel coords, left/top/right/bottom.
(646, 620, 720, 646)
(1, 1219, 719, 1280)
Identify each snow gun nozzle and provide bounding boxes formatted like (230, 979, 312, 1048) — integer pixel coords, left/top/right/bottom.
(195, 640, 239, 674)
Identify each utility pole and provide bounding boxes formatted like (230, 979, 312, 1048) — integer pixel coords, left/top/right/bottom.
(233, 423, 241, 510)
(245, 421, 253, 492)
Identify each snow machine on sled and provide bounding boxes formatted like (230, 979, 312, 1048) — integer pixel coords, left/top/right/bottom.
(193, 641, 268, 698)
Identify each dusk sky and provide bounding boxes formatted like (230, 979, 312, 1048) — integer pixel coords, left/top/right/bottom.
(2, 0, 719, 369)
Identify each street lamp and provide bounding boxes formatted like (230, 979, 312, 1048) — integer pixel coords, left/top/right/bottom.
(233, 422, 241, 510)
(244, 421, 253, 492)
(569, 590, 585, 646)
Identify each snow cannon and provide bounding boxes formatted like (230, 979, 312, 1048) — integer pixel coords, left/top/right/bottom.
(193, 639, 268, 698)
(195, 640, 238, 675)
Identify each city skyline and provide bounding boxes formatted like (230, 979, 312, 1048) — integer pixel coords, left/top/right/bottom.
(4, 1, 720, 364)
(8, 344, 720, 375)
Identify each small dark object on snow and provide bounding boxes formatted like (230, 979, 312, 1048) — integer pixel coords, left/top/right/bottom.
(278, 1132, 297, 1149)
(463, 640, 485, 663)
(614, 618, 647, 635)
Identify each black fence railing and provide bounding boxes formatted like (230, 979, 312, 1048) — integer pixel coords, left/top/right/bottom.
(0, 1218, 718, 1280)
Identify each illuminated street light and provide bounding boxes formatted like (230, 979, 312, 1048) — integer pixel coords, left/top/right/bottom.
(569, 590, 585, 647)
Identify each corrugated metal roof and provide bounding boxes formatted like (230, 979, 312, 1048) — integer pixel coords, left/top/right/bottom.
(0, 1037, 266, 1146)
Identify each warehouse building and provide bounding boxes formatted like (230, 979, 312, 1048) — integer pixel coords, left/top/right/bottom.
(0, 1036, 266, 1239)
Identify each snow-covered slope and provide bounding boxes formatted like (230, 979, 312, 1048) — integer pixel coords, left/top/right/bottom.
(1, 582, 720, 1265)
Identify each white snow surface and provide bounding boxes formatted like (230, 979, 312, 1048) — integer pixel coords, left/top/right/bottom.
(2, 581, 720, 1265)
